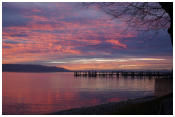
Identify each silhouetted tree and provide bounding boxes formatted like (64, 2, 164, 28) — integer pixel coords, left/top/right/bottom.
(83, 2, 173, 46)
(159, 3, 173, 45)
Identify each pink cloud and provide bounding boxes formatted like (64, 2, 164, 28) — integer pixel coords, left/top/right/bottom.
(2, 3, 137, 64)
(106, 39, 127, 49)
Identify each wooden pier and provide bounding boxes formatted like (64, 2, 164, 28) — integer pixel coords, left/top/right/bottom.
(74, 71, 172, 78)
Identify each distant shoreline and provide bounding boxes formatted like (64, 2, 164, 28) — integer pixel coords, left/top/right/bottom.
(2, 64, 172, 73)
(2, 64, 71, 72)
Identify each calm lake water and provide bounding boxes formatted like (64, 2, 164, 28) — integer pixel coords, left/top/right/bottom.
(2, 72, 172, 114)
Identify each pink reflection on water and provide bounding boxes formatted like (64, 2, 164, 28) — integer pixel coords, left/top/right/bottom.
(109, 97, 123, 102)
(3, 72, 155, 114)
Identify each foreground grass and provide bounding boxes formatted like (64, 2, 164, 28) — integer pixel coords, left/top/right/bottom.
(49, 93, 173, 115)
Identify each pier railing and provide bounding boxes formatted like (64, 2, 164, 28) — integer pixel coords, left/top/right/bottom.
(74, 71, 172, 78)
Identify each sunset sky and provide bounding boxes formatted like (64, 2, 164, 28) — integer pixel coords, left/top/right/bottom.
(2, 2, 173, 70)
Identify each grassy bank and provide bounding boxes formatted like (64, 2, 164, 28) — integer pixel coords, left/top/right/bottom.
(49, 93, 173, 115)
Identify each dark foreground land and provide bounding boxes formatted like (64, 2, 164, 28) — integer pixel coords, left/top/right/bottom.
(49, 93, 173, 115)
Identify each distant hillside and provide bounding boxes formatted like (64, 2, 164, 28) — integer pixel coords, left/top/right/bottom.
(2, 64, 70, 72)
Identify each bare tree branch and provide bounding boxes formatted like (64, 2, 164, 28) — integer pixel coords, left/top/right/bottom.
(83, 2, 172, 45)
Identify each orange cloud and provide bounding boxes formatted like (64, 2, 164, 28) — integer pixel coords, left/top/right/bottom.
(106, 39, 127, 48)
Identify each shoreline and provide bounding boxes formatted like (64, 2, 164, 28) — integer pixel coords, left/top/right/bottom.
(49, 93, 173, 115)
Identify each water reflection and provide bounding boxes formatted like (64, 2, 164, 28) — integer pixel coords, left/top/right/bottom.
(3, 72, 170, 114)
